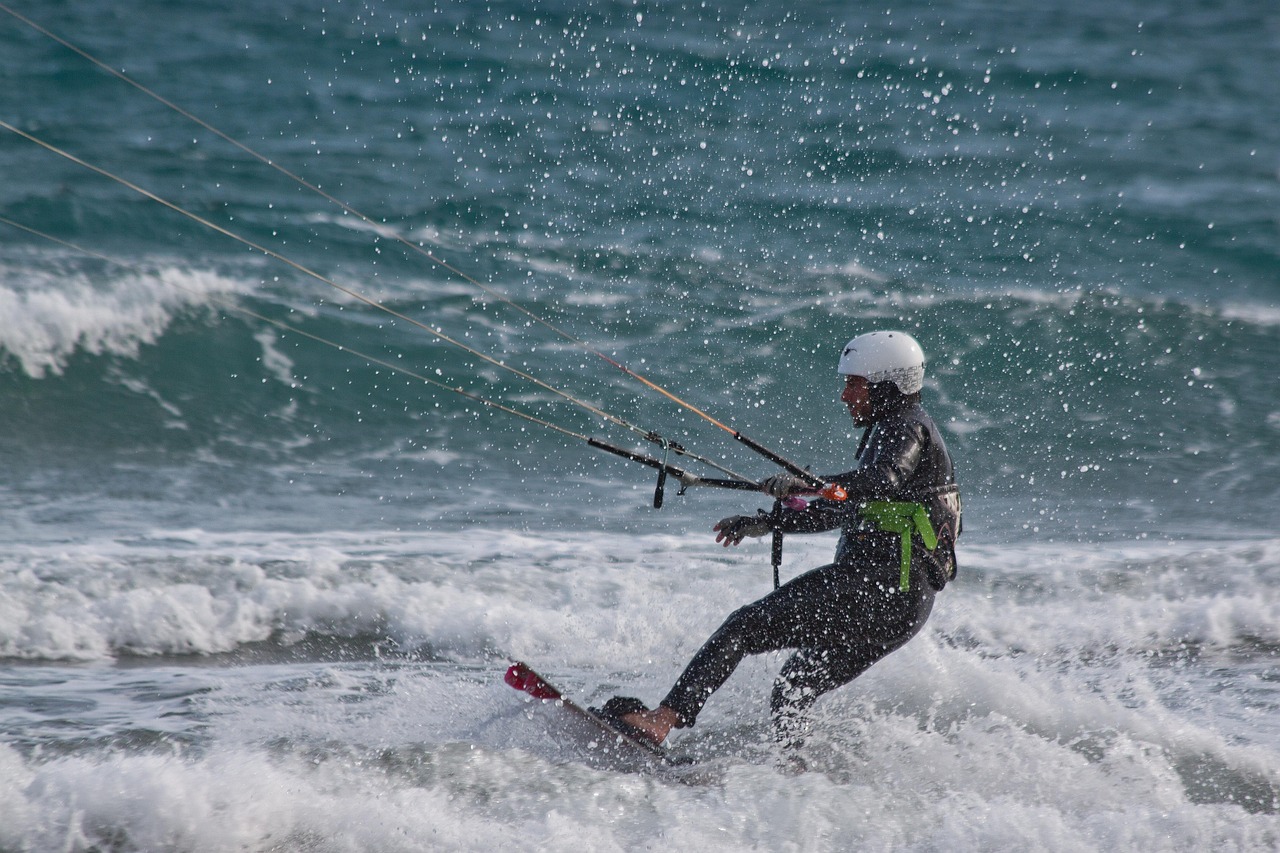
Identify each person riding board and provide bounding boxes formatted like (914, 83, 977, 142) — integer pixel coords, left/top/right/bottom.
(603, 330, 962, 750)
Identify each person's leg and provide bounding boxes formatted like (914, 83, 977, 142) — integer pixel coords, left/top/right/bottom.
(659, 561, 869, 728)
(770, 575, 935, 747)
(623, 556, 936, 745)
(769, 643, 890, 748)
(618, 574, 828, 745)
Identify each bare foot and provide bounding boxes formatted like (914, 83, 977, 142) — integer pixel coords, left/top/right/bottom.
(620, 705, 681, 745)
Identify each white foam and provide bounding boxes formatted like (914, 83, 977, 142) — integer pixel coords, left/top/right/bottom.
(0, 262, 248, 378)
(253, 327, 298, 387)
(2, 528, 1277, 664)
(0, 528, 1276, 849)
(1221, 300, 1280, 328)
(0, 676, 1275, 851)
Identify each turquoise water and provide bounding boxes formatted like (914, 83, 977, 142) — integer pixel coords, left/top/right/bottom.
(1, 1, 1277, 849)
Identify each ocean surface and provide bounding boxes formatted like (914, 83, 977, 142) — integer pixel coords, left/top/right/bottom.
(1, 0, 1277, 849)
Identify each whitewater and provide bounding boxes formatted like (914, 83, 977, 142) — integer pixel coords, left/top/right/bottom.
(1, 0, 1277, 850)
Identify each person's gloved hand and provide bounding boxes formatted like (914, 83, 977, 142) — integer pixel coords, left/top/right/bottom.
(713, 513, 771, 547)
(759, 473, 809, 498)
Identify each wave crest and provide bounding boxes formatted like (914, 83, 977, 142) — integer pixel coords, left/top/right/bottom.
(0, 262, 247, 378)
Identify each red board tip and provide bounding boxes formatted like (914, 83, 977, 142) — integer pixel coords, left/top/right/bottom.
(505, 662, 562, 700)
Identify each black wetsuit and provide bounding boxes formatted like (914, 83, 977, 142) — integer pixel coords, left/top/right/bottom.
(660, 398, 961, 744)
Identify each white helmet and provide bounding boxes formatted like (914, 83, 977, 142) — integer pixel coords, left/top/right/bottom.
(838, 331, 925, 394)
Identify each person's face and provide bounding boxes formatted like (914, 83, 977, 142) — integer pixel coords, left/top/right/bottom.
(840, 374, 872, 425)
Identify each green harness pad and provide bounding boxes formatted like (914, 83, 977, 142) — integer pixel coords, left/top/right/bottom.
(859, 501, 938, 591)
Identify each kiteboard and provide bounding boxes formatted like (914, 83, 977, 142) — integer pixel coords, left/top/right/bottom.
(504, 661, 673, 770)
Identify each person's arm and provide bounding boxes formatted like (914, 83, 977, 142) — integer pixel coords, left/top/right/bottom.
(770, 418, 929, 534)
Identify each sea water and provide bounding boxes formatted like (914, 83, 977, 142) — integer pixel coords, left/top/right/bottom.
(0, 0, 1276, 849)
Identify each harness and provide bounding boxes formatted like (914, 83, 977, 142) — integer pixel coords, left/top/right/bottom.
(858, 500, 938, 591)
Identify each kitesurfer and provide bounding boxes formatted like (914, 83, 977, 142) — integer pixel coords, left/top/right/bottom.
(606, 330, 962, 751)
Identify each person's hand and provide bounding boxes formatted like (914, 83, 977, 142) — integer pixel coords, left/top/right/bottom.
(713, 513, 771, 547)
(759, 473, 808, 498)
